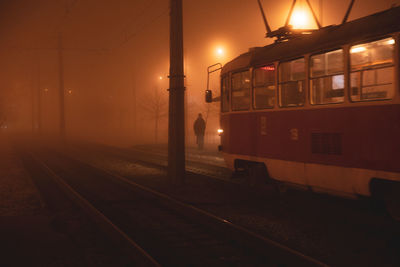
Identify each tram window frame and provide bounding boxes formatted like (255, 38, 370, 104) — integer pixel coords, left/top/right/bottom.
(310, 49, 345, 105)
(231, 70, 251, 111)
(349, 37, 395, 102)
(221, 75, 230, 113)
(278, 57, 306, 108)
(253, 65, 276, 109)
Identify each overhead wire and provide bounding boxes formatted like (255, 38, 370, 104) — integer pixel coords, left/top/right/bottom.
(11, 0, 168, 53)
(112, 0, 168, 50)
(115, 8, 168, 50)
(120, 0, 156, 35)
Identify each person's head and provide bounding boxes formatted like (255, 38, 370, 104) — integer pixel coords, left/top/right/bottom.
(198, 113, 202, 118)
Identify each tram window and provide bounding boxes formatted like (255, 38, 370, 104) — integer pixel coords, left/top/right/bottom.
(221, 76, 230, 112)
(253, 65, 275, 109)
(231, 70, 251, 111)
(279, 58, 305, 107)
(350, 37, 395, 101)
(310, 49, 344, 104)
(351, 67, 394, 100)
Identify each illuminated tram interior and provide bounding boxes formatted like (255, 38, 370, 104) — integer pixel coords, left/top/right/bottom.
(221, 36, 396, 112)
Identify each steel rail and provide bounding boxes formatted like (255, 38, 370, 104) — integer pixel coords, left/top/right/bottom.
(28, 152, 161, 267)
(64, 149, 329, 267)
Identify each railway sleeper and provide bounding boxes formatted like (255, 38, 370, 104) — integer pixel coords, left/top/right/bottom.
(370, 178, 400, 221)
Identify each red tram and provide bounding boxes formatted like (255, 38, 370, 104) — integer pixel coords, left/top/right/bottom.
(206, 6, 400, 217)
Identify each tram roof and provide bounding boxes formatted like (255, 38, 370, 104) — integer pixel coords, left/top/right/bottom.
(221, 6, 400, 75)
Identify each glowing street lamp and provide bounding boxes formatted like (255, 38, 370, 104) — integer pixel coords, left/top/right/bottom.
(216, 47, 224, 56)
(214, 46, 227, 63)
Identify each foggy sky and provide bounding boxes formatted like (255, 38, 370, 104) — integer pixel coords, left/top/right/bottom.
(0, 0, 397, 145)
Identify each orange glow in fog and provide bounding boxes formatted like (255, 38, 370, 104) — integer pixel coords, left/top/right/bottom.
(216, 47, 224, 57)
(290, 7, 313, 29)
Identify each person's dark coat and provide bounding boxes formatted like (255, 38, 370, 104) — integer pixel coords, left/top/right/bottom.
(193, 116, 206, 136)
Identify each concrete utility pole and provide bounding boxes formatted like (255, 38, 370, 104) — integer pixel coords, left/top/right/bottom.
(31, 68, 35, 133)
(131, 77, 137, 143)
(37, 52, 42, 133)
(168, 0, 185, 185)
(58, 32, 66, 140)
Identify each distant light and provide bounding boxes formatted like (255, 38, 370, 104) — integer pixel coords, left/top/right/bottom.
(350, 46, 366, 53)
(68, 89, 72, 94)
(217, 129, 224, 135)
(159, 76, 163, 80)
(44, 88, 49, 92)
(216, 47, 225, 57)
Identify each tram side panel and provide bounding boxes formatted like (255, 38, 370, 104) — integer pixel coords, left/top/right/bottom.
(222, 113, 258, 158)
(220, 104, 400, 196)
(304, 104, 400, 195)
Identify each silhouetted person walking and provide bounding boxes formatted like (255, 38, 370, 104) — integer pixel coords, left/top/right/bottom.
(193, 113, 206, 150)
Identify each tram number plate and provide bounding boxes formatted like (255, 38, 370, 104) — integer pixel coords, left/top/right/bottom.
(260, 116, 267, 135)
(290, 128, 299, 141)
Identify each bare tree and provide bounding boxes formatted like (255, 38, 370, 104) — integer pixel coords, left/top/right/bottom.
(0, 98, 6, 128)
(140, 86, 168, 144)
(0, 88, 18, 130)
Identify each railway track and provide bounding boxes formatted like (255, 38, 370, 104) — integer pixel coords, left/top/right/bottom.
(24, 146, 328, 266)
(73, 143, 238, 183)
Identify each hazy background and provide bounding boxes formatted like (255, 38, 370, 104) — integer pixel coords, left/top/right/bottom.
(0, 0, 397, 147)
